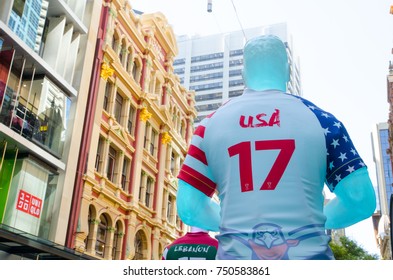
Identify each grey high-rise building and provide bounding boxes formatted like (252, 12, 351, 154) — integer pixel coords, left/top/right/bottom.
(174, 23, 302, 125)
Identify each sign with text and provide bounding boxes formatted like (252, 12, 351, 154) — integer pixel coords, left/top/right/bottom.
(16, 190, 42, 218)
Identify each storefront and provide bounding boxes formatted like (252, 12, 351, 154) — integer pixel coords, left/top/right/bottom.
(0, 142, 95, 259)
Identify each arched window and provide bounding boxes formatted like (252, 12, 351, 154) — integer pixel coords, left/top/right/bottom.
(103, 80, 113, 112)
(133, 231, 144, 260)
(132, 61, 138, 80)
(180, 120, 186, 138)
(132, 57, 142, 85)
(126, 47, 133, 73)
(119, 38, 127, 65)
(95, 215, 108, 257)
(112, 34, 118, 53)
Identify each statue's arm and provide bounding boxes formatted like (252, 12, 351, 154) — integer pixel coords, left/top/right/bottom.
(177, 179, 220, 232)
(324, 167, 376, 229)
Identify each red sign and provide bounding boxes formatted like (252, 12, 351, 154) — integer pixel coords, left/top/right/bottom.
(16, 190, 42, 218)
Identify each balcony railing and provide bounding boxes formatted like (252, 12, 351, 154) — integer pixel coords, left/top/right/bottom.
(0, 77, 70, 159)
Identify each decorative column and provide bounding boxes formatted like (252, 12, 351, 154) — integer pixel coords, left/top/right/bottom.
(104, 227, 115, 259)
(153, 129, 171, 219)
(86, 219, 99, 255)
(151, 226, 161, 260)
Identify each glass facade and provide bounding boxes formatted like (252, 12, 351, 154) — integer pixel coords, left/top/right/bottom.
(0, 63, 71, 158)
(1, 156, 58, 240)
(0, 0, 83, 160)
(380, 129, 393, 209)
(8, 0, 47, 53)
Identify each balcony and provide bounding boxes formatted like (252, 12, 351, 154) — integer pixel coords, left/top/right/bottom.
(0, 75, 71, 159)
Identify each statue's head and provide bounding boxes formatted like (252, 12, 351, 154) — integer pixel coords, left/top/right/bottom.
(243, 35, 289, 92)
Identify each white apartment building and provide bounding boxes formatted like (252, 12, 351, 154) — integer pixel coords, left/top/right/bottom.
(174, 23, 302, 124)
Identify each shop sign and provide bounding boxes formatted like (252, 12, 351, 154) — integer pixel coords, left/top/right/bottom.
(16, 190, 42, 218)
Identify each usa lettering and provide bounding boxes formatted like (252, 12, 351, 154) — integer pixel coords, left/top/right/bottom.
(239, 109, 280, 128)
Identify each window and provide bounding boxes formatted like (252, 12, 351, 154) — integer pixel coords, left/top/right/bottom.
(229, 79, 244, 87)
(173, 58, 185, 65)
(190, 62, 223, 73)
(127, 106, 135, 134)
(150, 129, 157, 156)
(12, 0, 26, 17)
(112, 35, 118, 53)
(174, 68, 184, 75)
(154, 81, 162, 104)
(229, 69, 242, 77)
(132, 60, 141, 85)
(121, 158, 130, 191)
(104, 82, 112, 112)
(119, 45, 124, 63)
(114, 92, 123, 123)
(138, 173, 144, 202)
(95, 215, 108, 257)
(195, 102, 222, 112)
(191, 52, 223, 62)
(229, 90, 243, 98)
(133, 231, 144, 260)
(144, 122, 150, 150)
(145, 177, 153, 207)
(95, 137, 104, 172)
(107, 146, 117, 182)
(195, 92, 222, 102)
(167, 195, 173, 223)
(229, 58, 243, 67)
(229, 49, 243, 57)
(180, 122, 186, 138)
(176, 215, 181, 228)
(190, 82, 223, 91)
(190, 72, 223, 83)
(170, 152, 175, 174)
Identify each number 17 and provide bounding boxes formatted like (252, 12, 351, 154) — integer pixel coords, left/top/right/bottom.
(228, 139, 295, 192)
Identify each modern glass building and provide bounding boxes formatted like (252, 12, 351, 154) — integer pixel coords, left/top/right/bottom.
(8, 0, 48, 54)
(0, 0, 101, 259)
(371, 122, 393, 259)
(174, 23, 302, 125)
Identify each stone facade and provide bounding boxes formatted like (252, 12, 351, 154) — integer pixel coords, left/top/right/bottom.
(71, 0, 197, 260)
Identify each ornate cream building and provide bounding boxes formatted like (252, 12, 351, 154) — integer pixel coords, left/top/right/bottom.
(68, 0, 197, 259)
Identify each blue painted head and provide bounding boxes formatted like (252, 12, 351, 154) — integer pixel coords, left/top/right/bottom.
(242, 35, 289, 92)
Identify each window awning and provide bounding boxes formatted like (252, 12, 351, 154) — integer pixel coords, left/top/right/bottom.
(0, 224, 97, 260)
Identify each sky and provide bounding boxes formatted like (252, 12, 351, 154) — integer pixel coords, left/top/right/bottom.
(131, 0, 393, 257)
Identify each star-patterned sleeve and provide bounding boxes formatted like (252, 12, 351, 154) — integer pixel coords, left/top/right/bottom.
(296, 97, 366, 192)
(177, 116, 217, 197)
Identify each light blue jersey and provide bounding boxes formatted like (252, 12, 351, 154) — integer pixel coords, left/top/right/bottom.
(178, 89, 366, 260)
